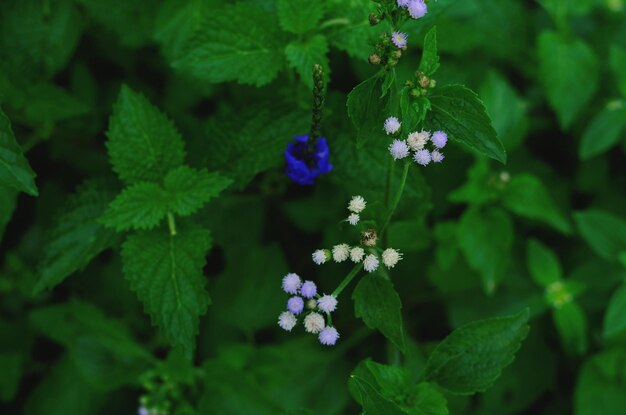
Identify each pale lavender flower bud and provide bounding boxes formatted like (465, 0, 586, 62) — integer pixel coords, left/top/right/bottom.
(282, 273, 302, 294)
(389, 139, 410, 160)
(414, 149, 431, 166)
(431, 150, 445, 163)
(287, 296, 305, 314)
(391, 31, 408, 49)
(431, 131, 448, 148)
(319, 327, 340, 346)
(312, 249, 330, 265)
(397, 0, 411, 7)
(408, 0, 427, 19)
(278, 311, 297, 331)
(317, 294, 338, 313)
(347, 213, 360, 225)
(304, 312, 325, 333)
(384, 117, 401, 135)
(300, 281, 317, 298)
(364, 254, 379, 272)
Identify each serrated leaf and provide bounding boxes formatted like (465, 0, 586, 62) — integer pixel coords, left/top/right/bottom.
(579, 102, 626, 159)
(527, 239, 562, 287)
(501, 173, 571, 234)
(164, 166, 232, 217)
(427, 85, 506, 163)
(537, 31, 598, 129)
(122, 226, 212, 357)
(603, 283, 626, 340)
(326, 0, 378, 61)
(0, 109, 38, 196)
(574, 210, 626, 261)
(424, 309, 530, 395)
(459, 207, 513, 294)
(172, 3, 287, 86)
(100, 182, 169, 232)
(277, 0, 325, 34)
(285, 35, 329, 89)
(553, 302, 587, 355)
(419, 26, 439, 76)
(106, 85, 185, 184)
(349, 375, 406, 415)
(35, 180, 118, 294)
(353, 273, 406, 353)
(400, 90, 430, 136)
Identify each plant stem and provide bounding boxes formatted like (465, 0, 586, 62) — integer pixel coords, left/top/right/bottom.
(167, 213, 177, 236)
(379, 161, 410, 235)
(332, 263, 364, 297)
(383, 156, 395, 248)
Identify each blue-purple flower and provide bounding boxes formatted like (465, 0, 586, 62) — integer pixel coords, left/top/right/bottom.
(285, 135, 332, 185)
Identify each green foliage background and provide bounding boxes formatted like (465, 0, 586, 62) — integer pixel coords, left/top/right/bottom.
(1, 0, 626, 414)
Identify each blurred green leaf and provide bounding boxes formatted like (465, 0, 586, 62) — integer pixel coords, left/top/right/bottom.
(579, 101, 626, 159)
(0, 352, 21, 401)
(0, 109, 38, 196)
(575, 349, 626, 415)
(603, 283, 626, 340)
(553, 301, 587, 355)
(285, 35, 330, 89)
(610, 45, 626, 98)
(419, 26, 440, 76)
(527, 239, 562, 287)
(574, 210, 626, 261)
(277, 0, 326, 34)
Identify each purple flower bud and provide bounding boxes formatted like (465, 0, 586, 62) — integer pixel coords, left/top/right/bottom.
(431, 150, 445, 163)
(397, 0, 411, 7)
(282, 273, 302, 294)
(408, 0, 427, 19)
(391, 32, 408, 49)
(317, 295, 338, 313)
(414, 149, 431, 166)
(389, 139, 410, 160)
(319, 327, 340, 346)
(300, 281, 317, 298)
(431, 131, 448, 148)
(287, 296, 305, 314)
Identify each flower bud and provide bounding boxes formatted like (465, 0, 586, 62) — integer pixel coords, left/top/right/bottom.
(369, 53, 382, 65)
(361, 229, 378, 247)
(391, 50, 402, 59)
(369, 13, 381, 25)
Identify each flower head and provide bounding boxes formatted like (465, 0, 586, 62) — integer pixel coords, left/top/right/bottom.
(382, 248, 403, 268)
(312, 249, 330, 265)
(414, 149, 432, 166)
(278, 311, 297, 331)
(318, 295, 338, 313)
(384, 117, 401, 135)
(319, 327, 340, 346)
(285, 135, 332, 185)
(364, 254, 380, 272)
(350, 247, 365, 263)
(389, 139, 410, 160)
(304, 312, 326, 333)
(431, 150, 445, 163)
(407, 131, 429, 151)
(397, 0, 411, 7)
(281, 273, 302, 294)
(391, 31, 408, 49)
(347, 213, 360, 226)
(431, 131, 448, 148)
(348, 195, 367, 213)
(300, 281, 317, 298)
(332, 244, 350, 262)
(287, 296, 305, 314)
(408, 0, 427, 19)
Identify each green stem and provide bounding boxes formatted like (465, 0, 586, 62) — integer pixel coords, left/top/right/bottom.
(167, 213, 177, 236)
(332, 263, 364, 297)
(383, 156, 395, 248)
(319, 17, 351, 29)
(379, 161, 410, 235)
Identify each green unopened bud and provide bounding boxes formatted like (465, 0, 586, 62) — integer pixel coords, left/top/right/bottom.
(391, 50, 402, 59)
(405, 80, 415, 88)
(368, 53, 382, 65)
(369, 13, 381, 25)
(387, 58, 398, 67)
(429, 79, 437, 88)
(418, 74, 431, 89)
(410, 88, 420, 98)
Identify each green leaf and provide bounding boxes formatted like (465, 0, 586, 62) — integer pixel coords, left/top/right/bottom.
(553, 301, 587, 355)
(35, 180, 118, 294)
(164, 166, 232, 217)
(285, 35, 329, 89)
(502, 173, 571, 234)
(28, 300, 153, 389)
(448, 159, 500, 205)
(537, 31, 598, 129)
(122, 226, 212, 357)
(106, 85, 185, 184)
(610, 45, 626, 98)
(349, 374, 406, 415)
(419, 26, 439, 76)
(0, 353, 21, 401)
(526, 239, 562, 287)
(411, 383, 449, 415)
(427, 85, 506, 163)
(326, 0, 377, 61)
(579, 101, 626, 159)
(353, 273, 406, 353)
(0, 108, 38, 196)
(458, 207, 514, 294)
(100, 182, 169, 232)
(171, 3, 287, 86)
(424, 309, 530, 395)
(575, 349, 626, 415)
(277, 0, 325, 34)
(400, 89, 430, 132)
(603, 283, 626, 339)
(574, 210, 626, 261)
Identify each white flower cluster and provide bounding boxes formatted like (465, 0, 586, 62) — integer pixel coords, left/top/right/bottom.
(346, 195, 366, 226)
(384, 117, 448, 166)
(312, 244, 403, 272)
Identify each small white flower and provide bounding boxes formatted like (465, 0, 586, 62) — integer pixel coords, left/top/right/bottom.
(350, 247, 365, 263)
(347, 213, 360, 226)
(317, 295, 338, 313)
(348, 195, 367, 213)
(363, 254, 379, 272)
(312, 249, 329, 265)
(278, 311, 297, 331)
(304, 312, 326, 333)
(332, 244, 350, 262)
(389, 139, 410, 160)
(407, 131, 429, 151)
(384, 117, 401, 135)
(382, 248, 403, 268)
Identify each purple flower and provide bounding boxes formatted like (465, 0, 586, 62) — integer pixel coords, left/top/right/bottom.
(431, 131, 448, 148)
(282, 273, 302, 294)
(391, 32, 408, 49)
(408, 0, 427, 19)
(319, 327, 340, 346)
(285, 135, 332, 185)
(414, 149, 431, 166)
(287, 296, 305, 314)
(431, 150, 445, 163)
(138, 407, 150, 415)
(300, 281, 317, 298)
(397, 0, 411, 7)
(317, 295, 338, 313)
(389, 139, 410, 160)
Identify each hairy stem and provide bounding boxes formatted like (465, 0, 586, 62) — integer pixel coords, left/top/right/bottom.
(379, 161, 410, 235)
(332, 263, 364, 297)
